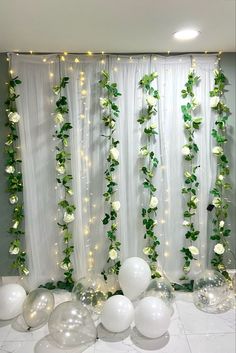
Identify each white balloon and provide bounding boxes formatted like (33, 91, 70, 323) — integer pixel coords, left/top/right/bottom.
(101, 295, 134, 333)
(0, 284, 26, 320)
(135, 297, 171, 338)
(118, 257, 151, 300)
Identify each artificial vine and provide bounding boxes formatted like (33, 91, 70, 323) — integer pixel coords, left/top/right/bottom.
(138, 72, 160, 278)
(5, 74, 29, 275)
(180, 68, 202, 280)
(99, 70, 121, 279)
(53, 74, 75, 284)
(209, 67, 232, 280)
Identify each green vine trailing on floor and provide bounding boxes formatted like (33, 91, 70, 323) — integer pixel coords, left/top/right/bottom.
(138, 72, 161, 278)
(53, 71, 75, 285)
(209, 66, 232, 281)
(99, 70, 122, 279)
(4, 74, 29, 276)
(180, 68, 202, 280)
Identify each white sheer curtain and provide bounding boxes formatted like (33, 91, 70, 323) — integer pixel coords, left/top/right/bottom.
(11, 53, 217, 288)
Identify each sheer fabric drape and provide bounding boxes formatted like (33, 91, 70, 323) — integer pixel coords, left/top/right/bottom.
(12, 54, 217, 287)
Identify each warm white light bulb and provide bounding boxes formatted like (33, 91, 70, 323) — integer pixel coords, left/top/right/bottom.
(173, 29, 200, 40)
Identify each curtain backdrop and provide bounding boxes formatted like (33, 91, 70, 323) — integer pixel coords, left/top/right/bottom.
(11, 54, 217, 288)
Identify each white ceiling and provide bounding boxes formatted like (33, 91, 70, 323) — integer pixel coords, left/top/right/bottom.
(0, 0, 235, 53)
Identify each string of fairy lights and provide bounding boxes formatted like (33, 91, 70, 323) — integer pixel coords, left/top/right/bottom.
(3, 50, 233, 283)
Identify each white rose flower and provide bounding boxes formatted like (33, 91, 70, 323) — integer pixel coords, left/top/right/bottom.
(149, 196, 158, 209)
(153, 220, 158, 226)
(5, 165, 15, 174)
(109, 249, 118, 260)
(100, 97, 109, 109)
(218, 175, 224, 181)
(110, 120, 115, 128)
(183, 220, 190, 227)
(183, 265, 190, 273)
(219, 220, 225, 228)
(110, 147, 119, 161)
(63, 212, 75, 223)
(9, 246, 20, 255)
(152, 72, 158, 78)
(143, 247, 152, 255)
(9, 195, 18, 204)
(184, 122, 191, 129)
(112, 201, 120, 212)
(214, 243, 225, 255)
(22, 268, 29, 276)
(139, 148, 149, 157)
(54, 112, 64, 124)
(191, 196, 199, 204)
(12, 220, 19, 229)
(184, 171, 192, 178)
(213, 69, 219, 76)
(212, 197, 221, 208)
(150, 123, 157, 129)
(210, 96, 220, 108)
(146, 95, 156, 107)
(60, 262, 71, 270)
(188, 246, 199, 256)
(212, 146, 223, 156)
(182, 146, 191, 156)
(8, 112, 21, 123)
(56, 163, 65, 175)
(67, 189, 74, 196)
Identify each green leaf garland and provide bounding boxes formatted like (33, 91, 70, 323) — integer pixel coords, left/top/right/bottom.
(180, 68, 202, 280)
(138, 72, 161, 278)
(99, 70, 122, 279)
(5, 75, 29, 275)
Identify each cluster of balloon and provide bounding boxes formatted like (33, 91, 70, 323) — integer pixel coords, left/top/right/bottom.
(23, 289, 55, 330)
(0, 284, 26, 321)
(193, 270, 232, 313)
(72, 274, 108, 318)
(48, 301, 97, 349)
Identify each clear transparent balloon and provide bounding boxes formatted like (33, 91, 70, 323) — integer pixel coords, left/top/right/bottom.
(72, 274, 108, 317)
(193, 270, 232, 313)
(142, 277, 175, 305)
(48, 301, 97, 349)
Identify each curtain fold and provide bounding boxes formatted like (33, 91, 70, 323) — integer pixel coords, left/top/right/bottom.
(12, 53, 217, 287)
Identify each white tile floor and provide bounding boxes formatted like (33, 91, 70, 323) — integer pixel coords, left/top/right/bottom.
(0, 291, 235, 353)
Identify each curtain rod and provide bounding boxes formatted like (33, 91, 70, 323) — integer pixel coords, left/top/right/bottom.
(4, 51, 219, 56)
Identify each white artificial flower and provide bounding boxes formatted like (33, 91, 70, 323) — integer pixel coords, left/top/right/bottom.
(152, 72, 158, 78)
(12, 221, 19, 229)
(184, 171, 192, 178)
(109, 249, 118, 260)
(212, 197, 221, 208)
(56, 163, 65, 175)
(112, 201, 120, 212)
(212, 146, 223, 156)
(110, 120, 115, 128)
(9, 246, 20, 255)
(22, 268, 29, 276)
(110, 147, 119, 161)
(214, 243, 225, 255)
(143, 247, 152, 255)
(150, 123, 157, 129)
(53, 86, 61, 95)
(63, 212, 75, 223)
(139, 148, 149, 157)
(182, 146, 191, 156)
(5, 165, 15, 174)
(191, 196, 199, 204)
(146, 95, 156, 107)
(67, 189, 74, 196)
(100, 97, 109, 109)
(183, 220, 190, 226)
(188, 246, 199, 256)
(218, 175, 224, 181)
(54, 112, 64, 124)
(153, 220, 158, 226)
(183, 265, 190, 273)
(9, 195, 18, 204)
(213, 69, 219, 76)
(219, 220, 225, 228)
(60, 261, 71, 270)
(191, 97, 199, 110)
(184, 122, 191, 129)
(149, 196, 158, 209)
(210, 96, 220, 108)
(8, 112, 20, 123)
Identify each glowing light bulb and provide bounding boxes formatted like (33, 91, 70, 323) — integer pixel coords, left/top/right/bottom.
(42, 58, 47, 62)
(75, 57, 80, 63)
(60, 56, 65, 61)
(87, 51, 93, 56)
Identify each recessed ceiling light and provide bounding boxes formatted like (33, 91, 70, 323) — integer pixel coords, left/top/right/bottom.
(173, 29, 200, 40)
